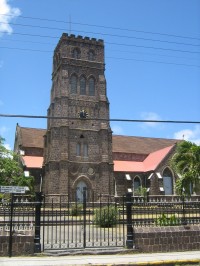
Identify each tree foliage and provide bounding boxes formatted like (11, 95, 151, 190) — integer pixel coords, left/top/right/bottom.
(171, 141, 200, 196)
(0, 136, 34, 194)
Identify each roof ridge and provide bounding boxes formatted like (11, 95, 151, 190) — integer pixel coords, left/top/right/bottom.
(113, 134, 178, 141)
(20, 126, 46, 131)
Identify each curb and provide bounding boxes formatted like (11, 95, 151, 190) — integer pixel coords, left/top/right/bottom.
(81, 259, 200, 266)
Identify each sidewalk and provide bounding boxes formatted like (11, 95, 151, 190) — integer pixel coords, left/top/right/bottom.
(0, 250, 200, 266)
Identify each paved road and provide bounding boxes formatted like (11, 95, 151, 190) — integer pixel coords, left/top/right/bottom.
(0, 250, 200, 266)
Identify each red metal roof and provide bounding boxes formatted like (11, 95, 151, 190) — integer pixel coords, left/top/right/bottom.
(114, 145, 174, 172)
(22, 156, 43, 168)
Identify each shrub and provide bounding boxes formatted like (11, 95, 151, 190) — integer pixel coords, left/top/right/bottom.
(155, 213, 181, 226)
(94, 205, 118, 227)
(70, 203, 82, 216)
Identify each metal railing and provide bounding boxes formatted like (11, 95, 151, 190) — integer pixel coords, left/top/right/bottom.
(0, 193, 199, 255)
(41, 193, 126, 250)
(131, 196, 200, 227)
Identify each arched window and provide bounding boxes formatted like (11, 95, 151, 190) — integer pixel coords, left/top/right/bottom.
(89, 77, 95, 96)
(133, 176, 141, 195)
(76, 181, 87, 202)
(72, 48, 80, 59)
(76, 143, 81, 156)
(163, 168, 173, 195)
(83, 143, 88, 157)
(80, 76, 86, 95)
(88, 50, 95, 61)
(70, 75, 77, 94)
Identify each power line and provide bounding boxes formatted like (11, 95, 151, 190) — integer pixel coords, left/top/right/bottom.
(106, 41, 200, 55)
(1, 13, 200, 41)
(4, 31, 58, 39)
(0, 113, 200, 124)
(106, 56, 200, 68)
(2, 38, 199, 62)
(0, 46, 51, 53)
(2, 31, 200, 55)
(3, 21, 200, 48)
(106, 48, 199, 61)
(1, 46, 200, 68)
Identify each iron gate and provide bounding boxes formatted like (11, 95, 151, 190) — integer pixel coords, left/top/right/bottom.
(41, 193, 126, 250)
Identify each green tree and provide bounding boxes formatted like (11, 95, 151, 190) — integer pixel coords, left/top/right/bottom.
(0, 136, 34, 194)
(171, 141, 200, 196)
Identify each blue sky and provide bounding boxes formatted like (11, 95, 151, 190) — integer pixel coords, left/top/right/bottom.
(0, 0, 200, 149)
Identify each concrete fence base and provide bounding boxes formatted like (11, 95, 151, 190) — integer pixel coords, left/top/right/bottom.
(134, 225, 200, 252)
(0, 235, 34, 256)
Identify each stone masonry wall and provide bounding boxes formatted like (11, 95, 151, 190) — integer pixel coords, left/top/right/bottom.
(134, 225, 200, 252)
(0, 235, 34, 256)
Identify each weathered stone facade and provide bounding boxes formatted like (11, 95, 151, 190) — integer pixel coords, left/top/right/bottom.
(14, 34, 188, 198)
(43, 34, 114, 200)
(0, 235, 34, 256)
(134, 225, 200, 252)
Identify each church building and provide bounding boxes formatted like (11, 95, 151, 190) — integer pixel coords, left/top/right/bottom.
(14, 33, 180, 200)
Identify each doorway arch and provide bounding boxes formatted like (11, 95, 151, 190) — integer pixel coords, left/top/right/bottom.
(73, 176, 92, 202)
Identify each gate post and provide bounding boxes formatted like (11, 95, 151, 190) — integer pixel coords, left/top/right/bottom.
(8, 193, 14, 257)
(83, 189, 87, 248)
(126, 192, 133, 249)
(34, 192, 42, 253)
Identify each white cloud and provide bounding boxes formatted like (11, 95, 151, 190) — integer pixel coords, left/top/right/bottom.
(112, 125, 124, 135)
(4, 143, 11, 150)
(173, 125, 200, 145)
(0, 0, 21, 36)
(0, 125, 8, 135)
(140, 112, 162, 128)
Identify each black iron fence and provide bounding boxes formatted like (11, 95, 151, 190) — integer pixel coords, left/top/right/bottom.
(0, 195, 35, 233)
(41, 193, 126, 250)
(0, 194, 36, 257)
(130, 195, 200, 227)
(0, 193, 200, 255)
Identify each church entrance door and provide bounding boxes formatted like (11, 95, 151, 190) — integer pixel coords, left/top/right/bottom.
(76, 180, 87, 202)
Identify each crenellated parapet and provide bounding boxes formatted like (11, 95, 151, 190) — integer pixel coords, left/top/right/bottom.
(53, 33, 104, 71)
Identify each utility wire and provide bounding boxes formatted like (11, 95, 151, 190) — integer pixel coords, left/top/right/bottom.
(2, 38, 199, 61)
(1, 31, 200, 55)
(0, 113, 200, 124)
(106, 41, 200, 55)
(1, 46, 200, 68)
(106, 56, 200, 68)
(3, 21, 200, 47)
(0, 46, 51, 53)
(1, 13, 200, 41)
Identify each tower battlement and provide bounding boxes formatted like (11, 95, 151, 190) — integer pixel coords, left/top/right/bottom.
(54, 33, 104, 54)
(61, 33, 104, 45)
(53, 33, 105, 70)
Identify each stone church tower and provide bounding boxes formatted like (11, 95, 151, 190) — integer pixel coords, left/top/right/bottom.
(43, 33, 114, 201)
